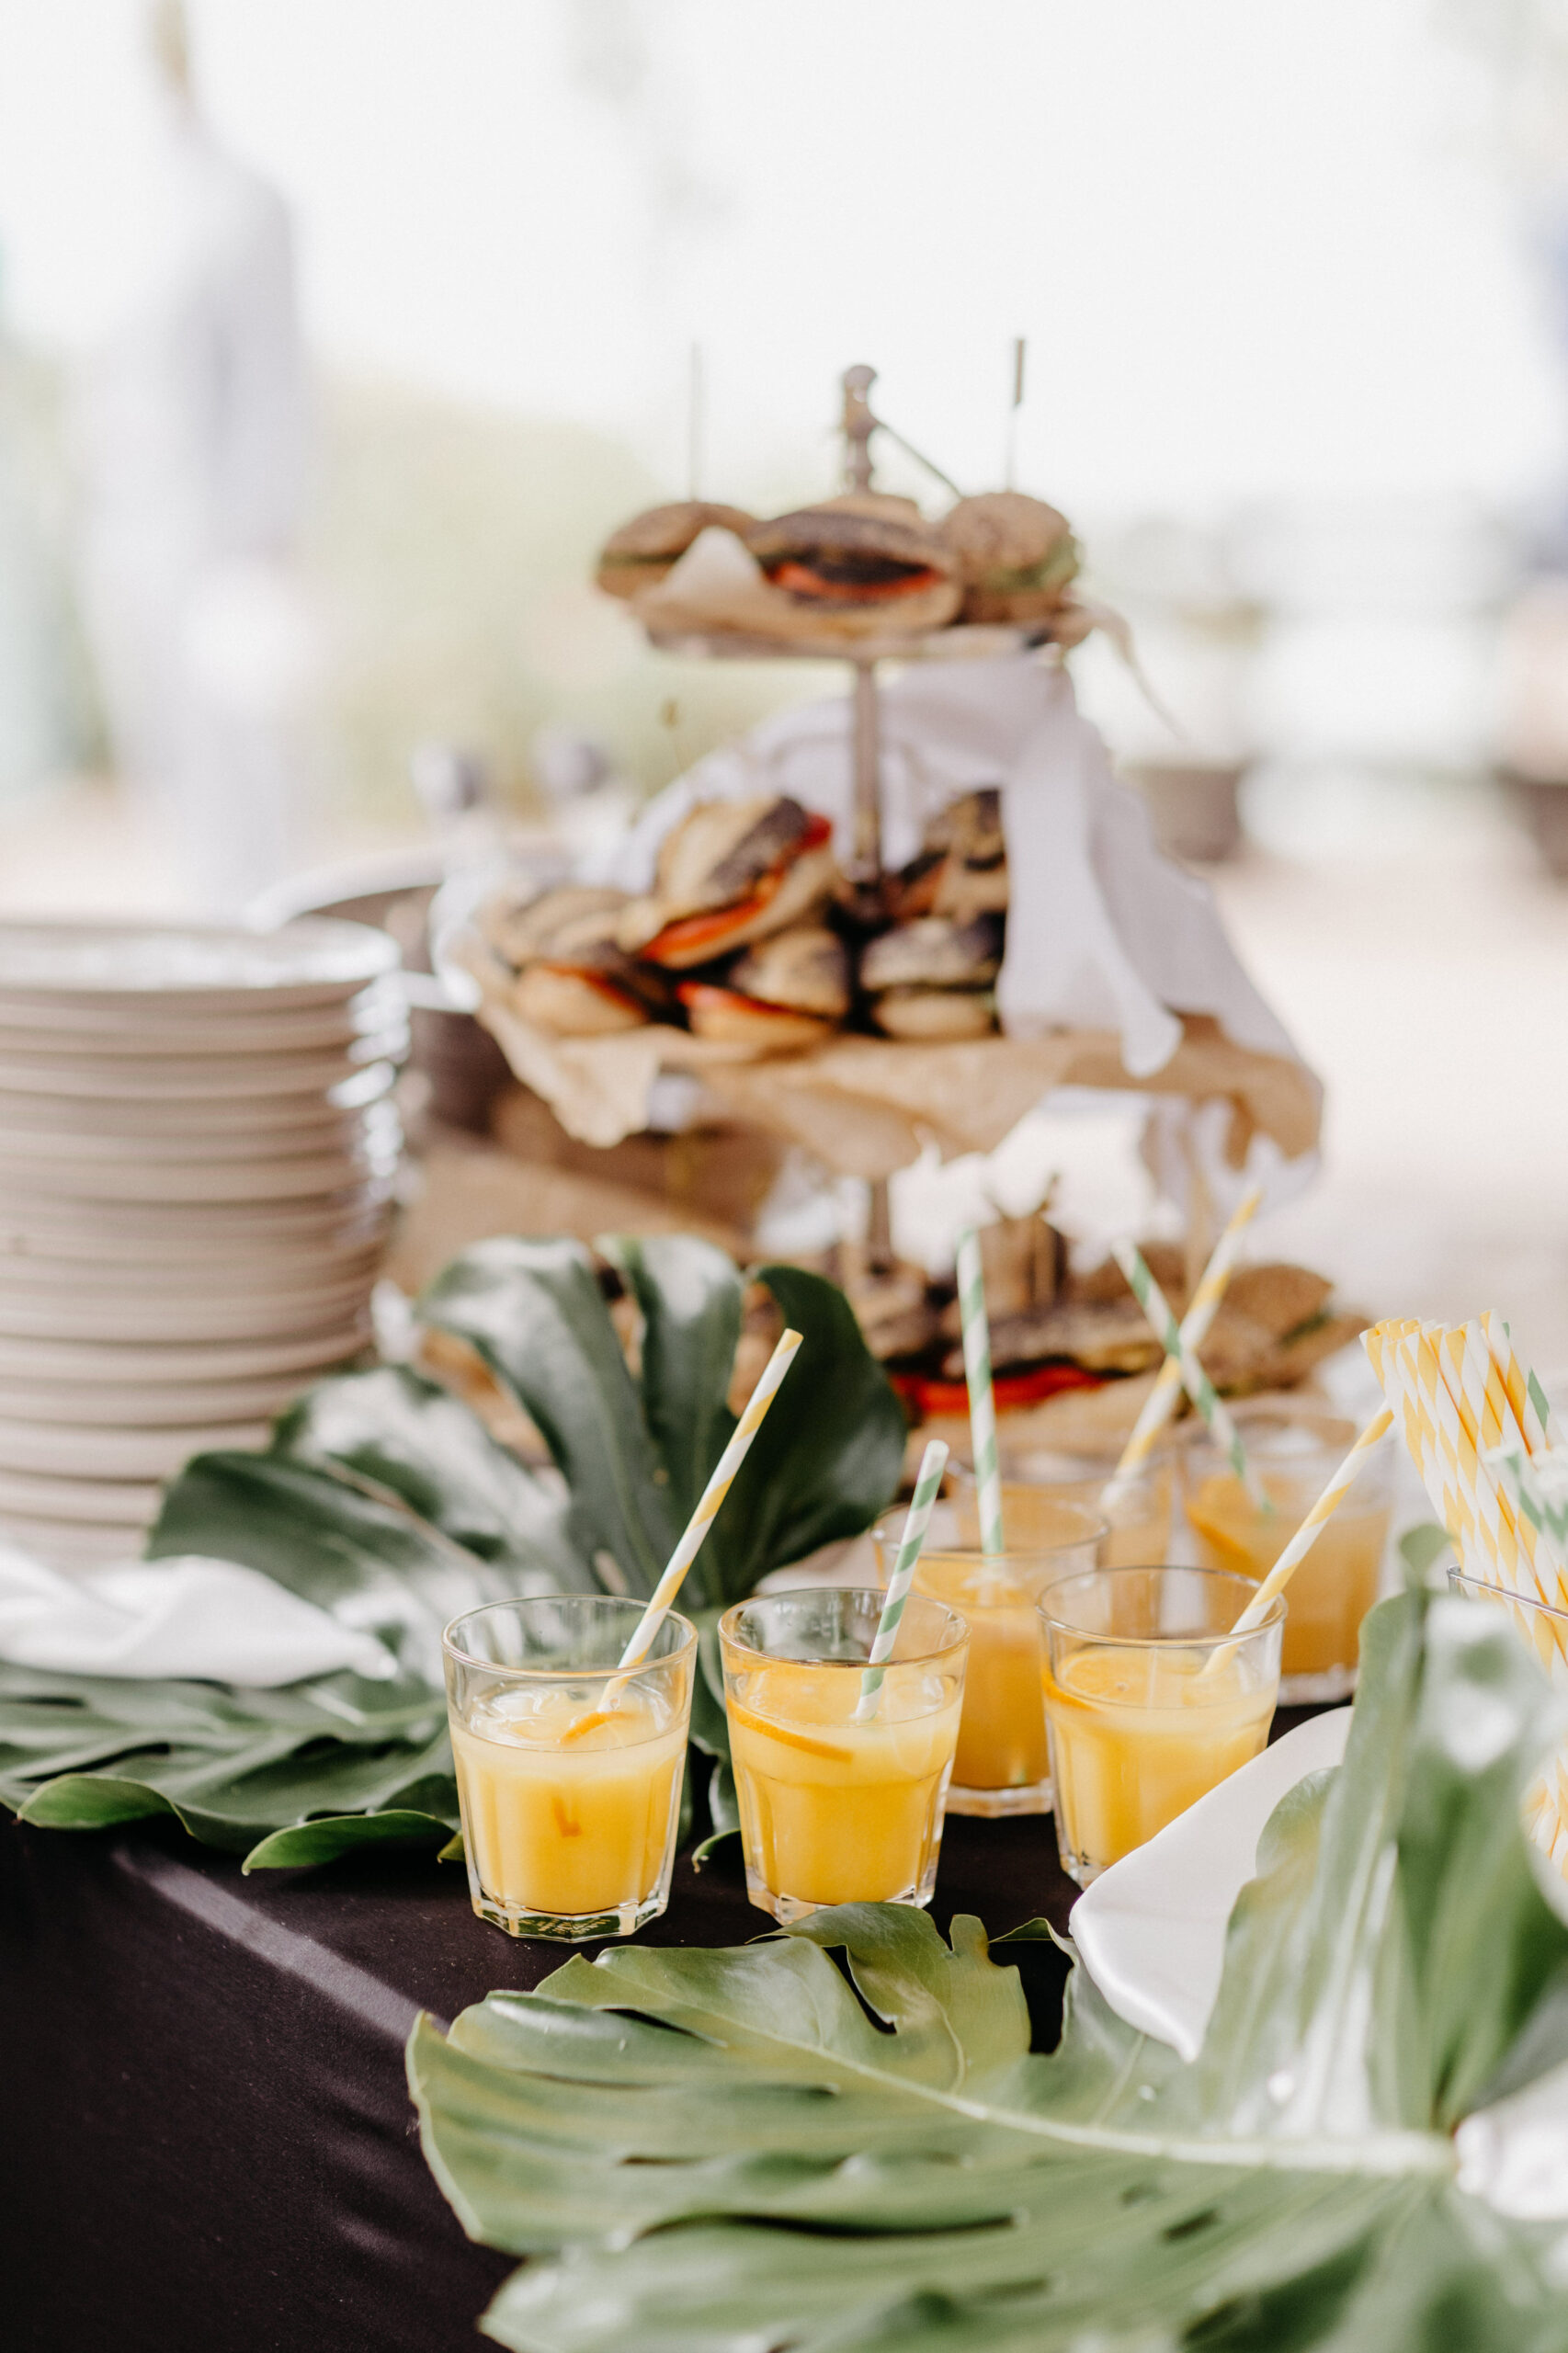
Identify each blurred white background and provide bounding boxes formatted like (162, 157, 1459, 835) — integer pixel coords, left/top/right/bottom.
(3, 0, 1568, 1355)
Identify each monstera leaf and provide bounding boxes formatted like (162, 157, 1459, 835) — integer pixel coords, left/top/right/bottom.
(0, 1234, 904, 1869)
(410, 1587, 1568, 2351)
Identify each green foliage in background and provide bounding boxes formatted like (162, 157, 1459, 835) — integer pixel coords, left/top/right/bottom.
(0, 1236, 903, 1870)
(411, 1586, 1568, 2352)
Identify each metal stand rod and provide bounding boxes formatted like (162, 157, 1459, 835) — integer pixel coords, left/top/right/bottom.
(850, 659, 883, 884)
(867, 1175, 894, 1272)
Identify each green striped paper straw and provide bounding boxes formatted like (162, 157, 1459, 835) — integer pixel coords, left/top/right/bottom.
(855, 1438, 949, 1722)
(956, 1226, 1005, 1556)
(1112, 1239, 1272, 1514)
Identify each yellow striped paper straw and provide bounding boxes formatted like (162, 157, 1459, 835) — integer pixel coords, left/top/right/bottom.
(1393, 1336, 1478, 1572)
(956, 1227, 1005, 1556)
(1107, 1184, 1262, 1502)
(1210, 1405, 1393, 1663)
(559, 1327, 803, 1740)
(619, 1325, 803, 1668)
(854, 1438, 949, 1722)
(1483, 1311, 1556, 1457)
(1112, 1239, 1271, 1512)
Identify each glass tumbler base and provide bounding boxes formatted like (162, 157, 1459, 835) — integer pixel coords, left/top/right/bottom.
(743, 1867, 937, 1925)
(945, 1777, 1053, 1818)
(469, 1886, 669, 1941)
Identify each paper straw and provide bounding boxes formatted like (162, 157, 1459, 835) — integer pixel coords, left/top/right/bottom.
(1483, 1312, 1557, 1457)
(1107, 1185, 1262, 1500)
(853, 1438, 949, 1722)
(559, 1327, 803, 1741)
(956, 1226, 1005, 1556)
(1207, 1406, 1393, 1667)
(619, 1326, 802, 1667)
(1112, 1239, 1271, 1512)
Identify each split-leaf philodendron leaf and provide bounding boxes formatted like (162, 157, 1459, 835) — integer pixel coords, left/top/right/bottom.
(409, 1587, 1568, 2352)
(0, 1235, 904, 1870)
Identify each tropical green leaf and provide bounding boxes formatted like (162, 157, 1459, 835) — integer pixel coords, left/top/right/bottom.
(409, 1587, 1568, 2351)
(242, 1806, 458, 1872)
(602, 1234, 743, 1531)
(701, 1262, 907, 1602)
(0, 1656, 455, 1861)
(419, 1235, 679, 1598)
(271, 1363, 590, 1591)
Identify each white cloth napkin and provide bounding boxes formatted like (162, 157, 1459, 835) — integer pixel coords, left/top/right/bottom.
(583, 654, 1321, 1211)
(1069, 1708, 1353, 2063)
(1067, 1705, 1568, 2219)
(0, 1540, 397, 1688)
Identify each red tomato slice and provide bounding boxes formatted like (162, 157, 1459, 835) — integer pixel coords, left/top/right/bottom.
(891, 1363, 1107, 1418)
(639, 813, 834, 967)
(771, 561, 940, 604)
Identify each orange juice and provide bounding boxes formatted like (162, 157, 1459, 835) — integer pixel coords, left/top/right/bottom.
(914, 1555, 1051, 1797)
(1043, 1645, 1275, 1880)
(727, 1664, 961, 1910)
(952, 1456, 1171, 1570)
(451, 1686, 687, 1922)
(720, 1589, 967, 1920)
(1185, 1473, 1390, 1684)
(1181, 1404, 1393, 1697)
(876, 1510, 1102, 1816)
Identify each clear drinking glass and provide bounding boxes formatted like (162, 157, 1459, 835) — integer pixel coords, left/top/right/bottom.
(873, 1501, 1104, 1815)
(949, 1441, 1174, 1569)
(443, 1595, 697, 1940)
(719, 1587, 968, 1924)
(1180, 1401, 1393, 1701)
(1039, 1564, 1283, 1886)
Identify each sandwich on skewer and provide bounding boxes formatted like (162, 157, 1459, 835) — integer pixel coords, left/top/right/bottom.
(679, 925, 851, 1051)
(884, 788, 1008, 925)
(937, 491, 1085, 631)
(860, 913, 1002, 1041)
(479, 885, 670, 1038)
(596, 501, 757, 600)
(744, 493, 962, 641)
(619, 795, 839, 970)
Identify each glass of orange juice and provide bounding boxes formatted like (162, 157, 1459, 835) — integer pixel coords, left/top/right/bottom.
(1180, 1401, 1393, 1700)
(1039, 1564, 1283, 1885)
(949, 1440, 1174, 1569)
(874, 1503, 1104, 1817)
(442, 1596, 696, 1940)
(719, 1588, 968, 1924)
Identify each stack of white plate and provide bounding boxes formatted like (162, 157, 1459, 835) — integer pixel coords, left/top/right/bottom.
(0, 920, 407, 1566)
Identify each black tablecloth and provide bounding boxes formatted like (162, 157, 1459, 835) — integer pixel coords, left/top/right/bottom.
(1, 1707, 1317, 2353)
(0, 1808, 1078, 2353)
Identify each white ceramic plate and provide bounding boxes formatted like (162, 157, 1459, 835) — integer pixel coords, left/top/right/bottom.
(0, 1237, 385, 1291)
(0, 1047, 404, 1101)
(0, 1144, 399, 1206)
(0, 1463, 166, 1521)
(0, 1101, 401, 1168)
(0, 1510, 155, 1567)
(0, 1077, 398, 1138)
(0, 917, 399, 1004)
(0, 1189, 392, 1253)
(0, 1419, 269, 1480)
(0, 975, 405, 1051)
(0, 1318, 372, 1383)
(0, 1274, 375, 1343)
(0, 1369, 328, 1426)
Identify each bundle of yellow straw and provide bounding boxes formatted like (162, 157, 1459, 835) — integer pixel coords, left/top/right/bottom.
(1363, 1313, 1568, 1868)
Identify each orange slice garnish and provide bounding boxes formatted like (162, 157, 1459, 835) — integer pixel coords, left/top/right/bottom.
(727, 1700, 853, 1763)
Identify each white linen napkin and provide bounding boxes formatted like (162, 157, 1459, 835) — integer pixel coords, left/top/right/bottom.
(1068, 1707, 1353, 2063)
(0, 1540, 397, 1687)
